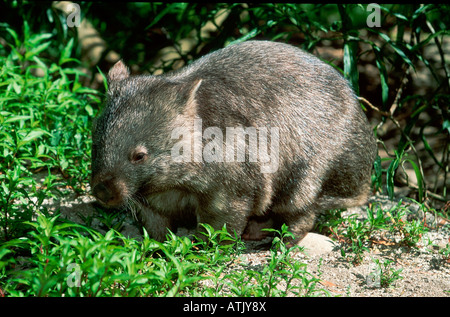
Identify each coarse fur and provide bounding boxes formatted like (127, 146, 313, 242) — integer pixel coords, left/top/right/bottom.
(91, 40, 377, 244)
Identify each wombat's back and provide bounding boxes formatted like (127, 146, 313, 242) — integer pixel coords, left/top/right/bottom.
(167, 40, 376, 211)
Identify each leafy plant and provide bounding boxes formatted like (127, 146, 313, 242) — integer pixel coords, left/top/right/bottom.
(371, 258, 404, 288)
(217, 225, 328, 297)
(0, 214, 328, 297)
(385, 201, 428, 247)
(0, 21, 101, 241)
(439, 243, 450, 264)
(327, 201, 428, 264)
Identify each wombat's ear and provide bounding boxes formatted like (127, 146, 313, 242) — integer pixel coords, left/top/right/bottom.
(108, 60, 130, 83)
(184, 79, 203, 118)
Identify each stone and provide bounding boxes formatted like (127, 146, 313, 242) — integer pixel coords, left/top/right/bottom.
(298, 232, 338, 256)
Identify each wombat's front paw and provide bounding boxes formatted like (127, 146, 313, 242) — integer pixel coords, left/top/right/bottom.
(241, 217, 274, 241)
(139, 209, 173, 242)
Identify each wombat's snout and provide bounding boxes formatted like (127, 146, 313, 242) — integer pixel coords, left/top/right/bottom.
(92, 183, 113, 204)
(91, 175, 127, 208)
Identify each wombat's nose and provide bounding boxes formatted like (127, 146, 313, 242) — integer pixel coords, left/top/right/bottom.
(92, 183, 114, 205)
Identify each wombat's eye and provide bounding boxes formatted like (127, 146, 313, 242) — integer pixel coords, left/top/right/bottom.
(130, 146, 148, 164)
(131, 152, 147, 164)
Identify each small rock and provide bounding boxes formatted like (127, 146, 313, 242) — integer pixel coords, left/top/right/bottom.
(298, 232, 339, 256)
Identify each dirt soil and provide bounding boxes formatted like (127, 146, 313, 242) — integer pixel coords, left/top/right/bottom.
(295, 244, 450, 296)
(225, 197, 450, 297)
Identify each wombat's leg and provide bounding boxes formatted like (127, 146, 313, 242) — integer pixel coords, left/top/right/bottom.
(196, 195, 252, 242)
(271, 204, 319, 246)
(285, 210, 318, 245)
(242, 216, 274, 241)
(138, 207, 173, 242)
(196, 212, 248, 241)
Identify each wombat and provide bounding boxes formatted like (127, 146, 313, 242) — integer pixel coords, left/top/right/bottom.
(91, 40, 377, 245)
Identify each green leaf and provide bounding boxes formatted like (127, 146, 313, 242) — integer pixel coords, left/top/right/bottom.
(25, 41, 52, 60)
(443, 120, 450, 134)
(12, 81, 22, 95)
(411, 30, 450, 51)
(23, 20, 31, 43)
(403, 159, 424, 203)
(411, 4, 432, 20)
(17, 129, 52, 148)
(372, 46, 389, 107)
(28, 33, 53, 46)
(4, 115, 32, 124)
(390, 42, 415, 70)
(6, 27, 21, 48)
(369, 29, 415, 71)
(96, 66, 108, 92)
(226, 27, 261, 47)
(343, 41, 359, 95)
(85, 104, 94, 116)
(378, 5, 408, 21)
(386, 157, 400, 199)
(145, 3, 179, 30)
(59, 38, 75, 65)
(420, 126, 444, 169)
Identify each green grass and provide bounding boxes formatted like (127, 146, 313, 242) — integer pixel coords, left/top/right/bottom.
(0, 21, 100, 242)
(0, 214, 328, 297)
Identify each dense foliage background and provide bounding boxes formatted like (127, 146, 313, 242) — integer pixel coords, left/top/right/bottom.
(0, 2, 449, 296)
